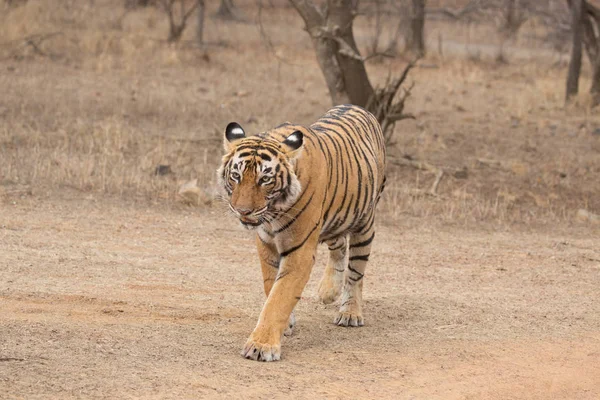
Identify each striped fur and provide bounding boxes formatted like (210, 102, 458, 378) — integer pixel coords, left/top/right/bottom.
(218, 105, 386, 361)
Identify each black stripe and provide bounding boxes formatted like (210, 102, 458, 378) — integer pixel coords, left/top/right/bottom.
(326, 193, 354, 236)
(279, 222, 319, 258)
(348, 265, 364, 277)
(275, 270, 290, 282)
(318, 118, 364, 217)
(273, 191, 315, 234)
(332, 115, 376, 219)
(257, 145, 279, 157)
(349, 255, 370, 262)
(344, 113, 378, 160)
(233, 144, 261, 152)
(321, 133, 348, 234)
(328, 242, 346, 252)
(349, 232, 375, 249)
(356, 214, 375, 235)
(312, 128, 341, 225)
(313, 126, 352, 228)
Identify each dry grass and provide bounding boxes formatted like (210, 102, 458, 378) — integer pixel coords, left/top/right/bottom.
(1, 0, 599, 225)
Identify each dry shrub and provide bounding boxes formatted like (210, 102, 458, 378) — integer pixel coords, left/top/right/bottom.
(1, 1, 599, 224)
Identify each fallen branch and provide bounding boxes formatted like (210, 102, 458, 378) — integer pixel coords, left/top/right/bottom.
(363, 50, 396, 62)
(388, 155, 445, 196)
(476, 158, 503, 167)
(0, 32, 63, 61)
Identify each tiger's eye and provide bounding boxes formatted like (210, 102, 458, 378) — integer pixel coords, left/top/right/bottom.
(231, 172, 240, 181)
(259, 176, 272, 185)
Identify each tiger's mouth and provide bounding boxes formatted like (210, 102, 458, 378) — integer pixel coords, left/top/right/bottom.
(240, 216, 262, 227)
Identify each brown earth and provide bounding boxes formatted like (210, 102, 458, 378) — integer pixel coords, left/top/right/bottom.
(1, 193, 599, 399)
(1, 1, 600, 398)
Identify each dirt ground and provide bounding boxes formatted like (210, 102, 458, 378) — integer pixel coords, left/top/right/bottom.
(1, 193, 599, 399)
(1, 1, 600, 398)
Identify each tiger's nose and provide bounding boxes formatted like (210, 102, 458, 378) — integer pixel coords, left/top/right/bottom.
(236, 208, 253, 216)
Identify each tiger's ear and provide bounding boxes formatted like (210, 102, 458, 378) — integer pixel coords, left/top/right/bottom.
(282, 130, 303, 158)
(224, 122, 245, 151)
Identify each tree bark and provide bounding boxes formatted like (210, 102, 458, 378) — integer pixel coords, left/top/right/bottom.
(160, 0, 201, 43)
(196, 0, 205, 46)
(288, 0, 374, 107)
(566, 0, 584, 102)
(582, 1, 600, 106)
(409, 0, 426, 57)
(288, 0, 414, 140)
(215, 0, 236, 20)
(497, 0, 516, 62)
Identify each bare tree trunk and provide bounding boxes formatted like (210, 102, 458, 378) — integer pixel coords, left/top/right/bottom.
(215, 0, 236, 20)
(591, 59, 600, 105)
(289, 0, 374, 106)
(582, 1, 600, 106)
(496, 0, 529, 63)
(566, 0, 584, 102)
(196, 0, 205, 46)
(331, 1, 375, 106)
(497, 0, 516, 62)
(368, 0, 383, 57)
(387, 1, 410, 56)
(288, 0, 414, 140)
(409, 0, 426, 57)
(160, 0, 201, 43)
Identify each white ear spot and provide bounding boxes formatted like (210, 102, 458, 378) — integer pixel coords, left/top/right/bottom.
(225, 122, 246, 142)
(283, 131, 303, 150)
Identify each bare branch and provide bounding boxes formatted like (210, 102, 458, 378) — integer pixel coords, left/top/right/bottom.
(257, 0, 299, 65)
(0, 32, 63, 61)
(158, 0, 202, 42)
(389, 156, 445, 196)
(426, 0, 483, 20)
(288, 0, 324, 28)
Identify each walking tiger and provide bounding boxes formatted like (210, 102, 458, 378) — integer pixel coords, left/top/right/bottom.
(217, 105, 386, 361)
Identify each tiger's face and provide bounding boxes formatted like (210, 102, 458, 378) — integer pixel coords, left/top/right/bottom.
(217, 122, 303, 229)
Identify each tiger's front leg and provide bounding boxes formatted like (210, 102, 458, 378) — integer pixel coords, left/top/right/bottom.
(255, 233, 295, 336)
(242, 230, 319, 362)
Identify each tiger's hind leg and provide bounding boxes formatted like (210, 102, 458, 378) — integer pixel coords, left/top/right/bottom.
(335, 220, 375, 327)
(318, 236, 347, 304)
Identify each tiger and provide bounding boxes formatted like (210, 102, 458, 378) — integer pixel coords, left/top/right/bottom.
(217, 104, 386, 362)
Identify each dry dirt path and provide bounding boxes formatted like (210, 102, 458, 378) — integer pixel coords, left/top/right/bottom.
(1, 196, 599, 399)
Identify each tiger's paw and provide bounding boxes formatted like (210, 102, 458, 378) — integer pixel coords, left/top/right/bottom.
(283, 312, 296, 337)
(241, 338, 281, 362)
(334, 311, 364, 327)
(318, 277, 342, 305)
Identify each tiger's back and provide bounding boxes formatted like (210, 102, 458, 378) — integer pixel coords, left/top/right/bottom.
(308, 104, 386, 242)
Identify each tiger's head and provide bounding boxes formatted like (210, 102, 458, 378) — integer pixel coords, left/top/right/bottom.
(217, 122, 304, 229)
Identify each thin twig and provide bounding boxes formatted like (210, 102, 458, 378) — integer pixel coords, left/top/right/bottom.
(256, 0, 301, 66)
(0, 32, 63, 61)
(389, 156, 445, 196)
